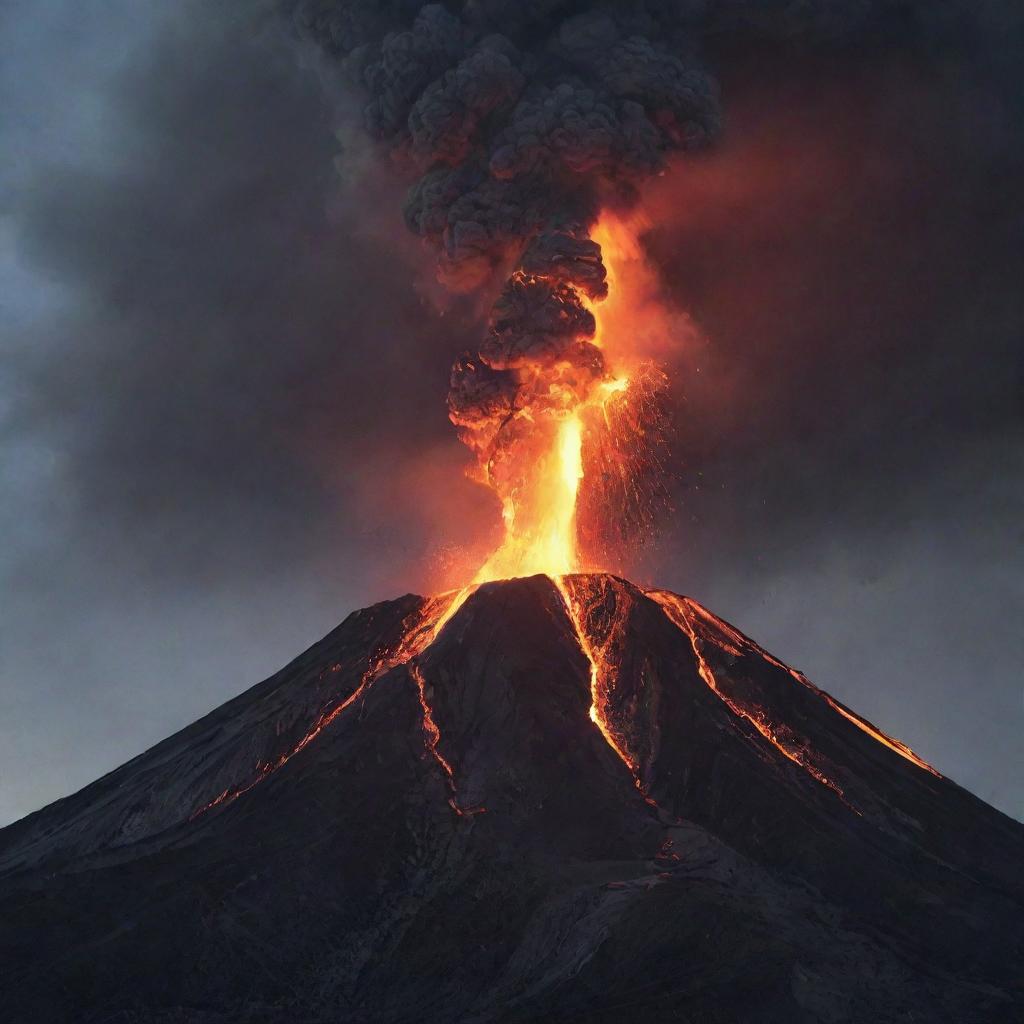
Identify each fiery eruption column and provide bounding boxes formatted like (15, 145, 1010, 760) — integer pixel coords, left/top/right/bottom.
(452, 213, 669, 584)
(293, 3, 719, 583)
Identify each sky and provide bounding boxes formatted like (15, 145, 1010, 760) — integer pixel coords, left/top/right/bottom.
(1, 1, 1021, 826)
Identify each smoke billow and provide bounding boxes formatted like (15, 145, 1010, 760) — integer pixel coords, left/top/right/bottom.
(284, 0, 1014, 570)
(287, 3, 724, 564)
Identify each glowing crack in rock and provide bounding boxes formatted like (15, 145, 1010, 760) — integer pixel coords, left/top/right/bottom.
(410, 663, 484, 817)
(550, 576, 680, 824)
(815, 687, 941, 778)
(649, 592, 857, 812)
(651, 590, 940, 780)
(191, 591, 466, 820)
(551, 575, 638, 777)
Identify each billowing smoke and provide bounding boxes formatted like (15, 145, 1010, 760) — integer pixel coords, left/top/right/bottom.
(287, 3, 724, 564)
(285, 2, 1008, 572)
(288, 1, 992, 568)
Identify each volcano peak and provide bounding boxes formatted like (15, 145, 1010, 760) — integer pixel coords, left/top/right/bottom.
(2, 574, 1022, 1022)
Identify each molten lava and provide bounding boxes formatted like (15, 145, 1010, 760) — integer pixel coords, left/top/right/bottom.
(455, 213, 669, 586)
(552, 575, 638, 777)
(189, 576, 940, 832)
(189, 207, 938, 829)
(649, 591, 940, 780)
(192, 591, 464, 819)
(471, 411, 587, 583)
(410, 662, 484, 816)
(552, 575, 682, 823)
(650, 592, 855, 809)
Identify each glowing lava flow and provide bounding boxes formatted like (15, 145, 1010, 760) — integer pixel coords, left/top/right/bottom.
(462, 213, 666, 587)
(753, 646, 940, 776)
(652, 592, 940, 779)
(552, 576, 638, 776)
(472, 412, 588, 584)
(650, 592, 855, 810)
(552, 577, 683, 824)
(816, 688, 941, 777)
(191, 592, 466, 820)
(410, 663, 484, 816)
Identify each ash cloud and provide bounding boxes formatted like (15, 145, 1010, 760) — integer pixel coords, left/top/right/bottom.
(312, 2, 722, 283)
(288, 0, 1024, 567)
(290, 2, 722, 546)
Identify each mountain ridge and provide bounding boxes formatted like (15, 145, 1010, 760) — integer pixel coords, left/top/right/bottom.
(1, 573, 1021, 1023)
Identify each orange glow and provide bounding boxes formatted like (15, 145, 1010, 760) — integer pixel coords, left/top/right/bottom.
(472, 413, 587, 583)
(191, 590, 468, 820)
(552, 576, 680, 820)
(552, 575, 638, 775)
(429, 583, 475, 639)
(819, 690, 941, 777)
(650, 592, 857, 811)
(467, 212, 669, 585)
(751, 647, 940, 776)
(410, 662, 484, 816)
(582, 214, 646, 352)
(651, 591, 941, 779)
(582, 210, 695, 368)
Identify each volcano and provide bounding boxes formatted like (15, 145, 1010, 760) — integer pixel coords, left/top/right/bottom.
(2, 574, 1022, 1023)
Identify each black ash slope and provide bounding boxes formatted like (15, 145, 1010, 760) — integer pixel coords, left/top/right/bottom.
(1, 574, 1021, 1023)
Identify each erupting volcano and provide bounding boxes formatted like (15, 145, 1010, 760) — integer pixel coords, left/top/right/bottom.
(3, 4, 1022, 1023)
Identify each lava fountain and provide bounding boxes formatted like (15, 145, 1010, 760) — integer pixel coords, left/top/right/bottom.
(451, 211, 670, 586)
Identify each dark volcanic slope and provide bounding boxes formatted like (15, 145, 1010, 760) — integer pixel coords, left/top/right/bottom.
(1, 575, 1021, 1023)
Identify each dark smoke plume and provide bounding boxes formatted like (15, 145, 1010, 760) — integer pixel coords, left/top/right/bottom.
(284, 0, 995, 556)
(288, 2, 723, 545)
(286, 0, 990, 293)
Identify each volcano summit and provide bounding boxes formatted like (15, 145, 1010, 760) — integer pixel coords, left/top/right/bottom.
(1, 574, 1021, 1023)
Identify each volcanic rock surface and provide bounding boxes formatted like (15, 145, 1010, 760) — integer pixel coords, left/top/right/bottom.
(1, 574, 1022, 1023)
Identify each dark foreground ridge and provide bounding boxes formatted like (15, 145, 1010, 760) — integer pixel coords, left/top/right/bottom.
(2, 575, 1022, 1023)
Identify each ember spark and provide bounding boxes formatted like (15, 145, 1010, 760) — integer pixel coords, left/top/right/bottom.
(455, 214, 669, 585)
